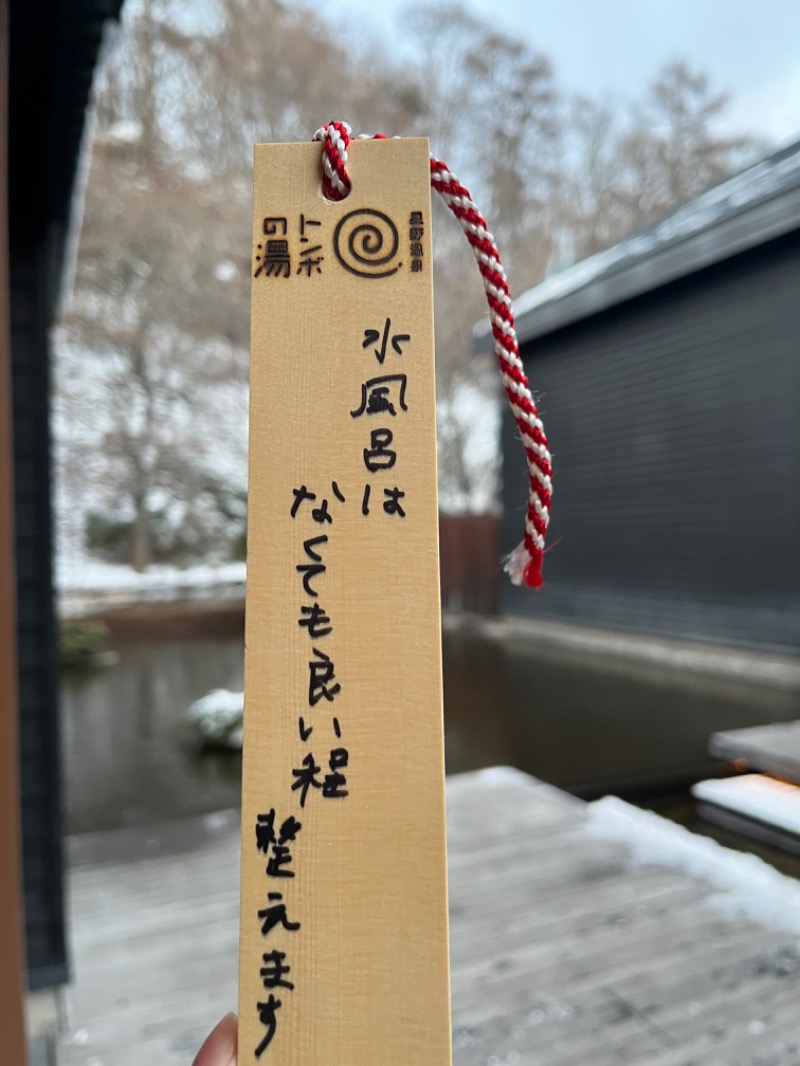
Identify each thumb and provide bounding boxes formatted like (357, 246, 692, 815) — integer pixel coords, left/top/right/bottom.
(193, 1013, 237, 1066)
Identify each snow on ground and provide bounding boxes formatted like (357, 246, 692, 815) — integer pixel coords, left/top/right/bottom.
(57, 556, 246, 594)
(693, 775, 800, 838)
(57, 553, 246, 616)
(587, 795, 800, 936)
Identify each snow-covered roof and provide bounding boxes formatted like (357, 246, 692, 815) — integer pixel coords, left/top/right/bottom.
(477, 137, 800, 349)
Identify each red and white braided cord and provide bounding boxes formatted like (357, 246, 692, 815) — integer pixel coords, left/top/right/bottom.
(314, 121, 552, 589)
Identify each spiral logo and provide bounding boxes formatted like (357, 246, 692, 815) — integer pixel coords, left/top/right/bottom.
(333, 209, 401, 278)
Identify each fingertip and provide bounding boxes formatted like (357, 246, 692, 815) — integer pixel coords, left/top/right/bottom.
(193, 1012, 238, 1066)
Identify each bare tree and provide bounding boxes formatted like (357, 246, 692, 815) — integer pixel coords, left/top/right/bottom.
(649, 60, 755, 206)
(59, 1, 252, 569)
(58, 0, 428, 565)
(401, 4, 561, 510)
(562, 61, 761, 261)
(57, 1, 767, 557)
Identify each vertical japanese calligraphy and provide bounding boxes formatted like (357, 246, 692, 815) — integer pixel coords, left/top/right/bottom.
(409, 211, 424, 273)
(254, 214, 324, 279)
(356, 320, 410, 517)
(241, 138, 451, 1066)
(291, 483, 349, 807)
(253, 808, 301, 1055)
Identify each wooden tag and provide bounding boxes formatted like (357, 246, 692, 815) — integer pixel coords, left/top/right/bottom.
(239, 138, 451, 1066)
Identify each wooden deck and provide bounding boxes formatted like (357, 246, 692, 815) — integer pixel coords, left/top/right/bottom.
(55, 768, 800, 1066)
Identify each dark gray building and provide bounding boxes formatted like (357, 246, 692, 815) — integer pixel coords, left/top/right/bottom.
(496, 139, 800, 652)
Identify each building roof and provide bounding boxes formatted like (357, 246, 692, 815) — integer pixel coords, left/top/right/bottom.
(477, 137, 800, 349)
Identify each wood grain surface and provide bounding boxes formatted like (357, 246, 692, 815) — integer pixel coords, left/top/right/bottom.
(239, 138, 451, 1066)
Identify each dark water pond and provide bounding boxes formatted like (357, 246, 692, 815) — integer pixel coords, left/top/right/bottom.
(62, 624, 800, 844)
(62, 636, 245, 834)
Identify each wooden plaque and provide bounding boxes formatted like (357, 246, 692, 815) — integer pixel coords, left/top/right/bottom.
(239, 138, 452, 1066)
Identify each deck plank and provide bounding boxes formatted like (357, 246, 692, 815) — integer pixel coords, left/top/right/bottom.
(56, 767, 800, 1066)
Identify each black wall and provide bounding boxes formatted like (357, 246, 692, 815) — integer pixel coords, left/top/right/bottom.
(501, 229, 800, 651)
(6, 0, 122, 990)
(8, 0, 69, 980)
(9, 235, 67, 990)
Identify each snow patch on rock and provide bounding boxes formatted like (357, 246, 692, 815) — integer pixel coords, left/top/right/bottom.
(186, 688, 243, 748)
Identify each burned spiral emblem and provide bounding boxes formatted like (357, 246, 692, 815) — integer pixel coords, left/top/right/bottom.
(333, 209, 401, 278)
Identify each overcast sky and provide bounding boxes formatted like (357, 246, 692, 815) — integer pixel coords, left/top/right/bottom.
(318, 0, 800, 146)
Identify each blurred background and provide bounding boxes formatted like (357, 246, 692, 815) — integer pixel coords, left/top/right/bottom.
(3, 1, 800, 1064)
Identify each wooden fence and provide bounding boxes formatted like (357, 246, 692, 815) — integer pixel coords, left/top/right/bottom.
(438, 513, 499, 616)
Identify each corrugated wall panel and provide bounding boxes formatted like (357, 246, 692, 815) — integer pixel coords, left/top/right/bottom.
(500, 231, 800, 650)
